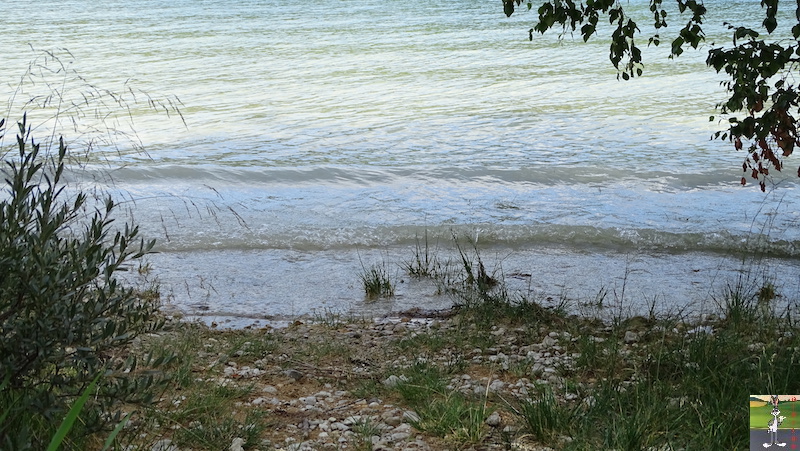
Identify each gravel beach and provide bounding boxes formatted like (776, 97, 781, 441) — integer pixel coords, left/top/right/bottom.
(133, 307, 691, 451)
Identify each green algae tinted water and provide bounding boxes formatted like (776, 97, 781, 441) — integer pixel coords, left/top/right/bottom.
(2, 0, 799, 323)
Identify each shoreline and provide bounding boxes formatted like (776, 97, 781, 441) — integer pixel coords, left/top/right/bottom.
(145, 243, 800, 327)
(177, 307, 461, 330)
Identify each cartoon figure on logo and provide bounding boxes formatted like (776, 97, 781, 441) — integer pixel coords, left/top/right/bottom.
(764, 395, 787, 448)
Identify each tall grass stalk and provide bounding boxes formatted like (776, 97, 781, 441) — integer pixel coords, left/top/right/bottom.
(46, 374, 101, 451)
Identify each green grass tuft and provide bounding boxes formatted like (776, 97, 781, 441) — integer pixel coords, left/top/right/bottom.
(360, 262, 395, 299)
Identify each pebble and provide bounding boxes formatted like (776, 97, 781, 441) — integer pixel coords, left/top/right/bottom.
(385, 416, 403, 427)
(391, 431, 411, 441)
(488, 379, 505, 392)
(229, 437, 245, 451)
(624, 331, 640, 343)
(485, 411, 502, 427)
(383, 374, 407, 387)
(151, 439, 178, 451)
(284, 368, 304, 381)
(541, 336, 557, 347)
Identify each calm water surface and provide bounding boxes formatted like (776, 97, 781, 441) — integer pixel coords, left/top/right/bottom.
(2, 0, 799, 324)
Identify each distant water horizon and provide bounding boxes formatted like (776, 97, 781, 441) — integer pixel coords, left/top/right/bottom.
(2, 0, 799, 325)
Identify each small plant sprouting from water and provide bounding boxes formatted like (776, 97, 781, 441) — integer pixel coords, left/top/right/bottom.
(404, 229, 442, 279)
(452, 233, 498, 294)
(360, 260, 395, 300)
(712, 270, 785, 330)
(759, 280, 777, 306)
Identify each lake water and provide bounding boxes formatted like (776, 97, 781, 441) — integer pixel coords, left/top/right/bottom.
(2, 0, 800, 325)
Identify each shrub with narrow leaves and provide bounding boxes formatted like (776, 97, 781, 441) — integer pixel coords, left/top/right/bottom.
(0, 116, 171, 450)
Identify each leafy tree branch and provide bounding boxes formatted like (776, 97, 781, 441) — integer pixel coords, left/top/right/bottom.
(507, 0, 800, 191)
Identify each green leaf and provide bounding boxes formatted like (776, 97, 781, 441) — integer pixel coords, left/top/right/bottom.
(101, 412, 132, 451)
(47, 374, 101, 451)
(503, 0, 515, 17)
(671, 37, 685, 56)
(0, 374, 14, 426)
(581, 24, 596, 41)
(764, 16, 778, 34)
